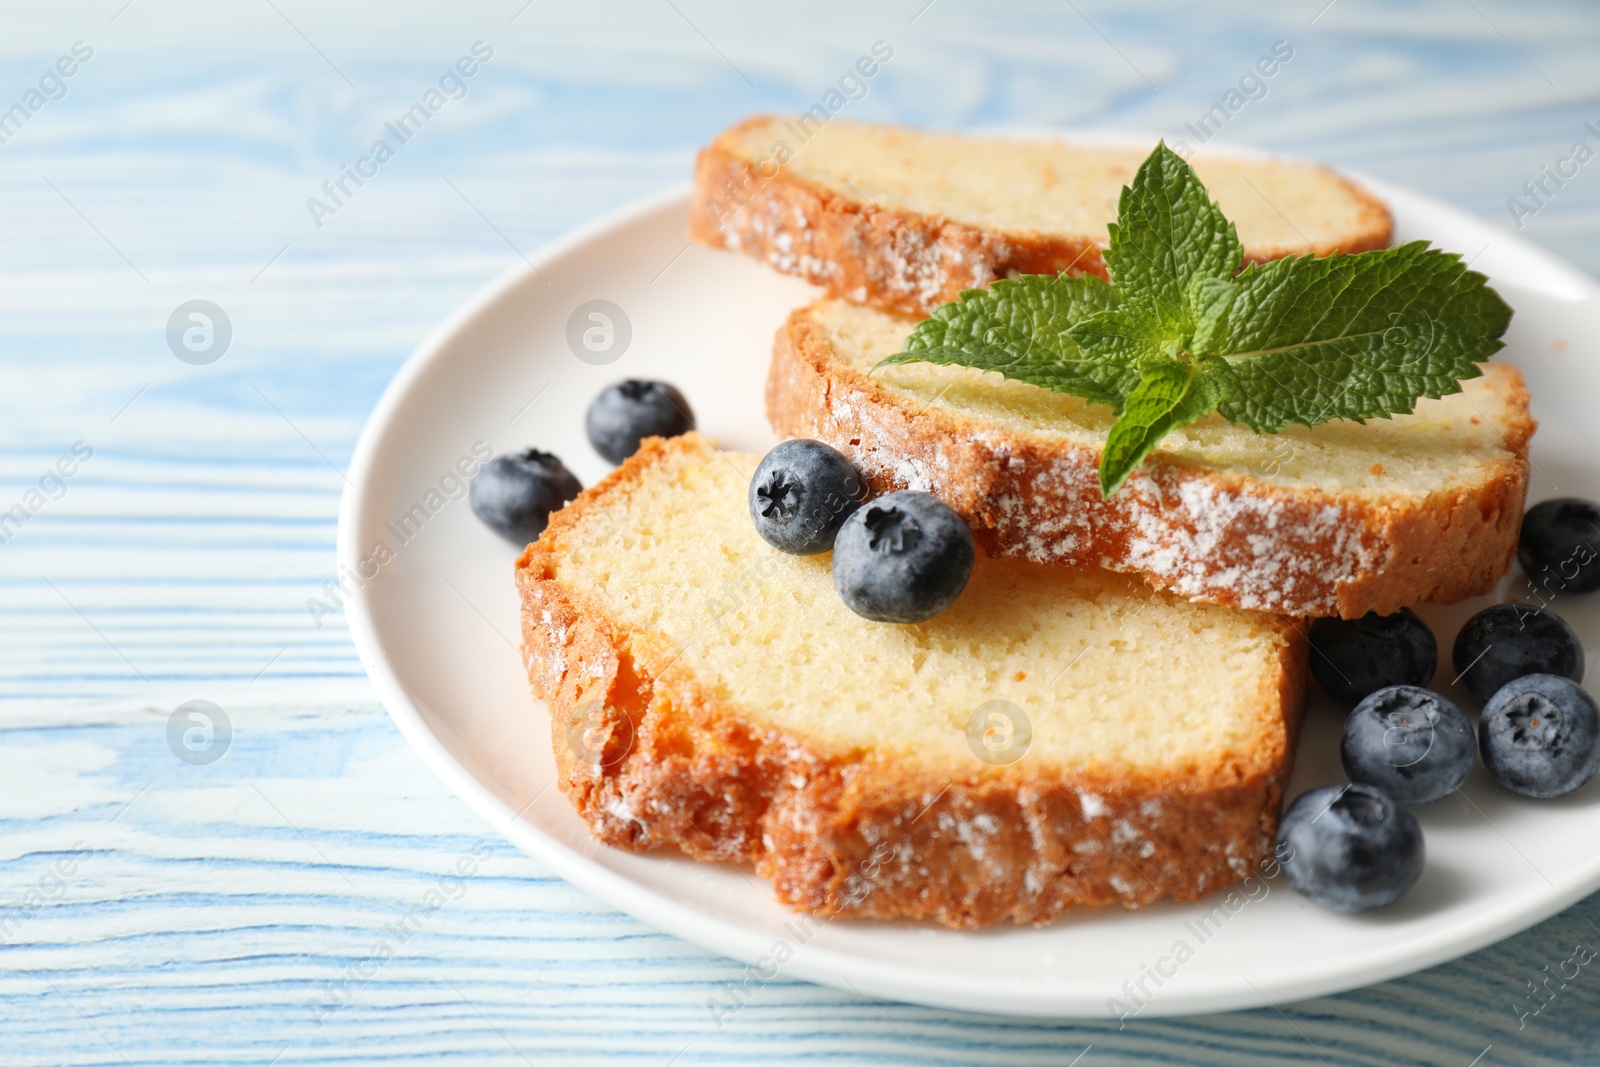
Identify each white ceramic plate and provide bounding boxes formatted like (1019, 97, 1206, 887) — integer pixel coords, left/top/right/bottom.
(339, 162, 1600, 1018)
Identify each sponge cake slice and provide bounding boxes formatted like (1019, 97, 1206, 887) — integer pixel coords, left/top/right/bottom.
(516, 433, 1308, 927)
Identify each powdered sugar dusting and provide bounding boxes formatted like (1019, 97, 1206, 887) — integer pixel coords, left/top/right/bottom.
(533, 608, 570, 678)
(891, 456, 933, 492)
(999, 456, 1376, 613)
(604, 795, 641, 825)
(844, 414, 1378, 614)
(1112, 470, 1374, 614)
(705, 159, 1018, 312)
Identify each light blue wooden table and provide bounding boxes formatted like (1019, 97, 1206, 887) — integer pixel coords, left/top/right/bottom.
(3, 1, 1599, 1062)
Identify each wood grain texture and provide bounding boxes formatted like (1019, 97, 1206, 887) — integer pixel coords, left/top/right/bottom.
(2, 0, 1599, 1062)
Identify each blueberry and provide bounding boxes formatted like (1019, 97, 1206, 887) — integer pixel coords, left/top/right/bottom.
(469, 449, 582, 545)
(749, 439, 867, 555)
(832, 490, 975, 624)
(1479, 674, 1600, 798)
(585, 380, 694, 464)
(1451, 603, 1583, 704)
(1276, 784, 1425, 914)
(1309, 608, 1438, 703)
(1519, 497, 1600, 595)
(1340, 685, 1474, 805)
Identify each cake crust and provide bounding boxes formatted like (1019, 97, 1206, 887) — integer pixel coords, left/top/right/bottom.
(516, 436, 1308, 928)
(689, 115, 1395, 317)
(766, 305, 1535, 619)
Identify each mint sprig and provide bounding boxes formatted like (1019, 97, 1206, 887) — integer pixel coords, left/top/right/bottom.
(875, 142, 1513, 496)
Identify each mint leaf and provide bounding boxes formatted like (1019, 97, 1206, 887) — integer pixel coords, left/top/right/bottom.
(1065, 299, 1181, 372)
(873, 141, 1514, 497)
(1103, 141, 1242, 328)
(1099, 360, 1215, 495)
(1200, 242, 1512, 432)
(877, 274, 1127, 407)
(1186, 274, 1238, 341)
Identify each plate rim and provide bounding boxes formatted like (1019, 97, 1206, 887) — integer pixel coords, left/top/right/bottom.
(338, 163, 1600, 1019)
